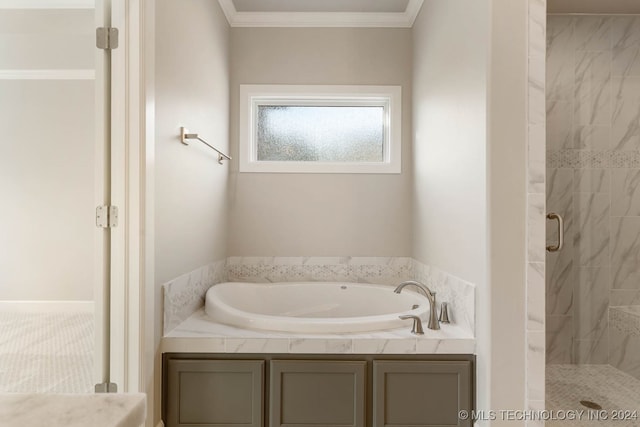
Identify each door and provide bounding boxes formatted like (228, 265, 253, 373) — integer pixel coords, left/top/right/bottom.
(0, 0, 117, 393)
(270, 360, 366, 427)
(372, 360, 472, 427)
(166, 359, 265, 427)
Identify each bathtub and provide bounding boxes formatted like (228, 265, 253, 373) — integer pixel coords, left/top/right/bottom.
(205, 282, 430, 333)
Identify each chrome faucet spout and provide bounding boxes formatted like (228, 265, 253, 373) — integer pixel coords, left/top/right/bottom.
(394, 280, 440, 330)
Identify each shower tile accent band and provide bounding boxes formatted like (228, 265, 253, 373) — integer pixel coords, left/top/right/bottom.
(547, 150, 640, 169)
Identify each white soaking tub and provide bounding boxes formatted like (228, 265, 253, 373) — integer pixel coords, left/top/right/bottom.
(204, 282, 429, 333)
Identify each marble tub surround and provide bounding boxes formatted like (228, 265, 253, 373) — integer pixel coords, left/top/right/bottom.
(163, 256, 475, 338)
(0, 393, 146, 427)
(609, 306, 640, 379)
(163, 259, 226, 334)
(411, 260, 476, 336)
(545, 14, 640, 365)
(161, 309, 475, 355)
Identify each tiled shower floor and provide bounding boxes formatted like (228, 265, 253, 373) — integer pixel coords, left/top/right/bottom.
(0, 312, 94, 393)
(547, 365, 640, 426)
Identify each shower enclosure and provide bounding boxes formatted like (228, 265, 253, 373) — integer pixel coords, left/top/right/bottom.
(546, 12, 640, 414)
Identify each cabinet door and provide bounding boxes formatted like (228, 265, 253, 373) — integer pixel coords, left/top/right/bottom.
(270, 360, 366, 427)
(373, 360, 472, 427)
(166, 359, 264, 427)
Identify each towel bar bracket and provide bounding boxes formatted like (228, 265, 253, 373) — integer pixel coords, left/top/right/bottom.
(180, 126, 231, 165)
(180, 127, 197, 145)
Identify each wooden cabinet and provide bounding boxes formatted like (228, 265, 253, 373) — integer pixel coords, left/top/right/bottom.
(373, 360, 472, 427)
(270, 360, 366, 427)
(165, 359, 264, 427)
(163, 355, 474, 427)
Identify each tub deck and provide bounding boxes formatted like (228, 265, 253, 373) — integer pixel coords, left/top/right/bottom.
(161, 308, 475, 354)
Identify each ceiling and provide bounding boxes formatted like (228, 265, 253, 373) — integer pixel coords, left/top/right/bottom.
(548, 0, 640, 14)
(232, 0, 410, 14)
(218, 0, 424, 28)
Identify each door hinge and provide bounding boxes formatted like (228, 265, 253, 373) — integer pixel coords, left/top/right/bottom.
(96, 27, 119, 50)
(96, 205, 118, 228)
(95, 382, 118, 393)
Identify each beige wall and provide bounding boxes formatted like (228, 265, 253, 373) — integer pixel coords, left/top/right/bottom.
(228, 27, 412, 257)
(488, 0, 528, 422)
(412, 0, 491, 415)
(412, 2, 487, 282)
(155, 0, 230, 286)
(0, 9, 95, 301)
(413, 0, 529, 421)
(0, 80, 95, 301)
(154, 3, 229, 422)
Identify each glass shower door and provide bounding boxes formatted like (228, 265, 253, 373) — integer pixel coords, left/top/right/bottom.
(546, 13, 640, 417)
(0, 0, 111, 393)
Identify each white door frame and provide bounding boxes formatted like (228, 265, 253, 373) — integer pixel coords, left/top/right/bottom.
(109, 1, 155, 426)
(116, 0, 153, 395)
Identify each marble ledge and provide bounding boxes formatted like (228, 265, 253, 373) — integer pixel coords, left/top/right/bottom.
(161, 309, 475, 355)
(610, 306, 640, 337)
(0, 393, 146, 427)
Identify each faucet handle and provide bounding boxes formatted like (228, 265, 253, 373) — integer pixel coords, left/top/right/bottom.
(439, 302, 451, 324)
(399, 315, 425, 335)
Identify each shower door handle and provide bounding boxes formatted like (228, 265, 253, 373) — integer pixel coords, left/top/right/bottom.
(546, 212, 564, 252)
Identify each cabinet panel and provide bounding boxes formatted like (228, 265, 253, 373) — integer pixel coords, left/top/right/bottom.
(270, 360, 366, 427)
(373, 361, 472, 427)
(166, 359, 264, 427)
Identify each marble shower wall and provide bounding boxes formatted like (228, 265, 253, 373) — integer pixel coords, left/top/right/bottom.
(546, 15, 640, 364)
(527, 0, 547, 420)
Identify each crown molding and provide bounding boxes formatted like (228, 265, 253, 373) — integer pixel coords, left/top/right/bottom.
(0, 0, 94, 8)
(0, 69, 95, 80)
(218, 0, 424, 28)
(404, 0, 424, 25)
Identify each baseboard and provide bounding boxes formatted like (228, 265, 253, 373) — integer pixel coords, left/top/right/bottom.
(0, 300, 94, 312)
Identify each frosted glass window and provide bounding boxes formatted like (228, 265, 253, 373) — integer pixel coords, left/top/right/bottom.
(239, 85, 402, 173)
(256, 106, 385, 162)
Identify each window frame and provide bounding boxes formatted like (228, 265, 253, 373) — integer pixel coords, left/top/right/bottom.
(239, 84, 402, 174)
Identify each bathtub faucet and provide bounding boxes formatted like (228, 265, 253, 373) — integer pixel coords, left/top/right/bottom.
(394, 280, 440, 330)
